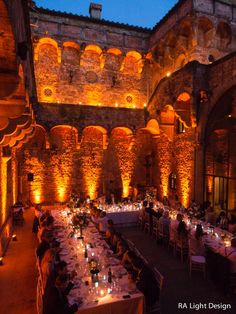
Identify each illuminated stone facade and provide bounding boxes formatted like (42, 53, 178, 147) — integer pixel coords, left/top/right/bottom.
(1, 0, 236, 249)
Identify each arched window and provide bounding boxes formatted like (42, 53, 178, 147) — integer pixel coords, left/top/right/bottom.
(169, 173, 177, 190)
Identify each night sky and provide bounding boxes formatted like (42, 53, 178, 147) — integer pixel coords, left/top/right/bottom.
(35, 0, 179, 28)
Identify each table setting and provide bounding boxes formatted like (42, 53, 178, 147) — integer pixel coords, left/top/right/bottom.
(51, 208, 144, 314)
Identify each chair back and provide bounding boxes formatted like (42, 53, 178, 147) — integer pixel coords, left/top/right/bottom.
(153, 267, 164, 291)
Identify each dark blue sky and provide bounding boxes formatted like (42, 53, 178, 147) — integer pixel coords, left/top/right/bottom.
(35, 0, 179, 28)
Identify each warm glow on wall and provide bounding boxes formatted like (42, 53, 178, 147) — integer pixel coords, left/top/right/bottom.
(1, 157, 9, 225)
(111, 128, 135, 198)
(80, 127, 105, 200)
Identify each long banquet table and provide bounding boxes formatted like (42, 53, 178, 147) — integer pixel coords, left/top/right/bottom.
(51, 209, 144, 314)
(102, 204, 140, 226)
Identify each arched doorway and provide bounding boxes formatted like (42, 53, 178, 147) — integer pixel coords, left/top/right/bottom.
(204, 87, 236, 213)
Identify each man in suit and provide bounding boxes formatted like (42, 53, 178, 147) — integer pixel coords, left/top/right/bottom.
(43, 274, 78, 314)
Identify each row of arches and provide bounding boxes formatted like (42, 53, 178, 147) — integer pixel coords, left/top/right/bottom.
(149, 16, 235, 87)
(34, 37, 145, 73)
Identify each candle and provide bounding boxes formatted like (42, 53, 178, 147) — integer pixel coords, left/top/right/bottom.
(0, 257, 3, 266)
(100, 289, 105, 296)
(103, 275, 106, 280)
(107, 288, 112, 294)
(12, 234, 17, 241)
(91, 252, 94, 257)
(95, 282, 98, 288)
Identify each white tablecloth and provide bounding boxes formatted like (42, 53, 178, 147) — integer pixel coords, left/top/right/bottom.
(107, 211, 139, 225)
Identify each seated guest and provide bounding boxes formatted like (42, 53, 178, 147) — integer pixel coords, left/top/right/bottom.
(159, 210, 170, 237)
(189, 224, 206, 256)
(105, 219, 115, 245)
(43, 274, 78, 314)
(121, 250, 137, 273)
(154, 207, 164, 220)
(216, 211, 229, 230)
(205, 206, 216, 225)
(169, 213, 183, 242)
(41, 248, 56, 289)
(97, 211, 108, 233)
(114, 240, 128, 260)
(111, 232, 122, 252)
(32, 205, 42, 234)
(36, 233, 53, 263)
(218, 238, 236, 274)
(38, 216, 54, 242)
(131, 258, 159, 311)
(228, 214, 236, 234)
(176, 221, 189, 246)
(45, 261, 75, 296)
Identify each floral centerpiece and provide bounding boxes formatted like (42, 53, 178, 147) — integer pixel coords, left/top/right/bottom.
(72, 211, 88, 238)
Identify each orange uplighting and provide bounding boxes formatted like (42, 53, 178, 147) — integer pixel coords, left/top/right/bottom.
(111, 128, 136, 198)
(1, 156, 10, 224)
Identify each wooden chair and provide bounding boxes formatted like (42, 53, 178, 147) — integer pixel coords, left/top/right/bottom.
(168, 228, 177, 254)
(152, 216, 159, 240)
(36, 275, 44, 314)
(144, 212, 151, 234)
(126, 239, 136, 251)
(148, 267, 164, 313)
(175, 235, 189, 263)
(158, 220, 169, 245)
(137, 211, 145, 230)
(188, 240, 206, 279)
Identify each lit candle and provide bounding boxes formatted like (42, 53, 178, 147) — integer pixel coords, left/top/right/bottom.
(103, 275, 106, 280)
(12, 234, 17, 241)
(0, 257, 3, 266)
(91, 252, 94, 257)
(107, 288, 112, 294)
(100, 289, 105, 296)
(95, 282, 99, 288)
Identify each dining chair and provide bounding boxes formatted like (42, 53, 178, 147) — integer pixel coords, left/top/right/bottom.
(126, 239, 136, 251)
(149, 267, 164, 314)
(152, 216, 159, 240)
(168, 228, 177, 254)
(144, 212, 151, 234)
(137, 212, 145, 230)
(158, 221, 169, 245)
(36, 275, 43, 314)
(175, 236, 189, 263)
(188, 240, 206, 279)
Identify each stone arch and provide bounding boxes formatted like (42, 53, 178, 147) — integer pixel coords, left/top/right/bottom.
(175, 54, 186, 70)
(34, 37, 61, 63)
(50, 125, 78, 150)
(197, 16, 214, 48)
(81, 44, 102, 68)
(85, 44, 103, 55)
(177, 18, 193, 50)
(63, 41, 80, 51)
(204, 86, 236, 211)
(24, 124, 47, 150)
(126, 51, 142, 61)
(175, 92, 192, 127)
(216, 22, 232, 50)
(107, 48, 122, 56)
(160, 105, 175, 140)
(122, 50, 142, 73)
(165, 31, 177, 60)
(145, 119, 160, 135)
(111, 127, 133, 136)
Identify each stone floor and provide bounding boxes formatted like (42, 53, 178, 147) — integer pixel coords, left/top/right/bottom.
(119, 226, 236, 314)
(1, 211, 236, 314)
(0, 207, 37, 314)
